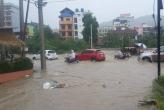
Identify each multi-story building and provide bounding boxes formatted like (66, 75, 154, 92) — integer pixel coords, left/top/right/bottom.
(113, 13, 134, 30)
(59, 8, 74, 39)
(73, 8, 85, 39)
(0, 0, 4, 28)
(59, 8, 85, 39)
(98, 26, 113, 37)
(135, 23, 155, 36)
(3, 3, 20, 32)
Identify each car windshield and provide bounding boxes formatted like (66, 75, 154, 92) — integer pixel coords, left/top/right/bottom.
(48, 50, 55, 53)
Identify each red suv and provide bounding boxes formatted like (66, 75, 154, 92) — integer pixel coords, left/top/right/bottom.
(76, 49, 105, 61)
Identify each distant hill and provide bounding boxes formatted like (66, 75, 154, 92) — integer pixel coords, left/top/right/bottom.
(99, 15, 164, 27)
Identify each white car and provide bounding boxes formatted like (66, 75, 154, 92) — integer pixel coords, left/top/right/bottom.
(33, 50, 58, 60)
(138, 51, 153, 62)
(138, 46, 164, 62)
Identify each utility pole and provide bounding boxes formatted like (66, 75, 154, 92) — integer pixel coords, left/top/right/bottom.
(38, 0, 46, 73)
(24, 0, 30, 35)
(90, 24, 93, 49)
(157, 0, 163, 79)
(19, 0, 25, 41)
(19, 0, 26, 57)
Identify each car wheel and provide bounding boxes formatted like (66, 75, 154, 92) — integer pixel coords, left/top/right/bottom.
(142, 57, 152, 63)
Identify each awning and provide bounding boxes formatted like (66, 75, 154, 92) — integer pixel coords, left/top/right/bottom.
(0, 31, 25, 47)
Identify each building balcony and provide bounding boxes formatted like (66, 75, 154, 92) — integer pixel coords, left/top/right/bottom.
(59, 20, 73, 24)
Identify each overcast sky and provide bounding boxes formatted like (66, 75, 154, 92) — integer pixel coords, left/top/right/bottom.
(5, 0, 164, 29)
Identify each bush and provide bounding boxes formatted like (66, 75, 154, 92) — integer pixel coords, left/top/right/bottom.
(0, 57, 33, 74)
(153, 76, 164, 110)
(0, 61, 13, 74)
(13, 57, 33, 71)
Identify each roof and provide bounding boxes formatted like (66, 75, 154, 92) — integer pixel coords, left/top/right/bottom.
(59, 8, 74, 18)
(60, 8, 74, 14)
(0, 29, 25, 47)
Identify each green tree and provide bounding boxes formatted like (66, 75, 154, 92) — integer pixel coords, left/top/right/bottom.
(104, 30, 135, 48)
(26, 25, 88, 53)
(82, 13, 99, 45)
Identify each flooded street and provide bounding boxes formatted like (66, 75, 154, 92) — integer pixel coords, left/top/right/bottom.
(0, 50, 164, 110)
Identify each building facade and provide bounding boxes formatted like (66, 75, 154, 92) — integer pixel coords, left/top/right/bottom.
(59, 8, 74, 39)
(113, 13, 134, 30)
(3, 3, 20, 32)
(59, 8, 85, 39)
(134, 23, 155, 36)
(0, 0, 4, 28)
(73, 8, 85, 39)
(98, 26, 113, 37)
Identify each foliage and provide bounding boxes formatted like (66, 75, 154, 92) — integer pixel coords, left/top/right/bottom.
(0, 61, 13, 74)
(103, 31, 135, 48)
(13, 57, 33, 71)
(153, 76, 164, 110)
(26, 26, 89, 54)
(82, 13, 99, 45)
(100, 31, 164, 48)
(0, 57, 33, 74)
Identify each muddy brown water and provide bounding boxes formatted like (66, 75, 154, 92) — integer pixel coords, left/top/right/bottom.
(0, 50, 164, 110)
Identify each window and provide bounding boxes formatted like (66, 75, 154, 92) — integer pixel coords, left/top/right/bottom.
(74, 24, 78, 30)
(6, 11, 11, 15)
(68, 25, 72, 29)
(74, 18, 77, 23)
(75, 31, 78, 36)
(5, 17, 11, 21)
(161, 46, 164, 52)
(5, 22, 11, 26)
(61, 17, 63, 21)
(5, 6, 11, 10)
(68, 32, 72, 36)
(82, 50, 93, 54)
(62, 32, 65, 36)
(61, 25, 65, 30)
(66, 18, 70, 21)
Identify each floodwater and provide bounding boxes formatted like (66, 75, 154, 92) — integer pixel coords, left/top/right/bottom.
(0, 50, 164, 110)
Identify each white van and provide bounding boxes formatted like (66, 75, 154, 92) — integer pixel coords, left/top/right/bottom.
(33, 50, 58, 60)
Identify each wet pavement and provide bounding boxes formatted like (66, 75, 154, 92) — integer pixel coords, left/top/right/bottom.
(0, 50, 164, 110)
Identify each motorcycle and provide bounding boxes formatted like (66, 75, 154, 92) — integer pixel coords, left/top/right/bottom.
(65, 57, 79, 64)
(114, 53, 130, 59)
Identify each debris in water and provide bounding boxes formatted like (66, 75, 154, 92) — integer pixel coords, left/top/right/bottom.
(43, 80, 65, 89)
(25, 75, 30, 78)
(138, 99, 157, 106)
(102, 84, 106, 88)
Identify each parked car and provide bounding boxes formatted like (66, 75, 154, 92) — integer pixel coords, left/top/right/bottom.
(138, 46, 164, 62)
(76, 49, 105, 61)
(33, 50, 58, 60)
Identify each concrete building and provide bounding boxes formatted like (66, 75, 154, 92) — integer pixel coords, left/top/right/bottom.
(98, 26, 113, 37)
(59, 8, 74, 38)
(3, 3, 20, 32)
(113, 13, 134, 30)
(0, 0, 4, 28)
(73, 8, 85, 39)
(134, 23, 155, 35)
(59, 8, 86, 39)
